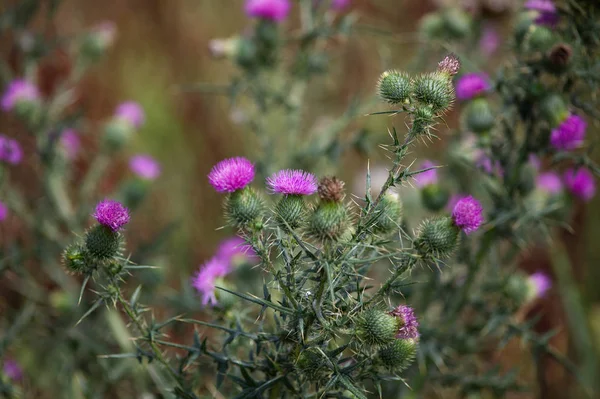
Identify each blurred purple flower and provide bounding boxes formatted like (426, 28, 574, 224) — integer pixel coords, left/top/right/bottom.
(129, 154, 161, 181)
(266, 169, 318, 195)
(525, 0, 559, 26)
(1, 79, 39, 112)
(414, 160, 438, 188)
(475, 151, 503, 177)
(208, 157, 255, 193)
(245, 0, 291, 22)
(192, 257, 230, 306)
(115, 101, 145, 129)
(216, 236, 257, 265)
(537, 172, 563, 194)
(452, 195, 484, 234)
(0, 135, 23, 165)
(550, 114, 586, 151)
(0, 201, 8, 222)
(60, 129, 81, 160)
(93, 199, 130, 231)
(3, 359, 22, 381)
(563, 167, 596, 202)
(479, 26, 500, 57)
(331, 0, 350, 10)
(456, 73, 490, 101)
(528, 271, 552, 298)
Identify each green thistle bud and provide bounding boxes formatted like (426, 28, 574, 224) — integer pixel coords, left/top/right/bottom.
(85, 225, 123, 260)
(224, 187, 264, 229)
(106, 260, 124, 277)
(377, 70, 411, 105)
(371, 192, 403, 235)
(357, 308, 398, 346)
(103, 119, 133, 152)
(504, 274, 529, 306)
(121, 179, 149, 210)
(414, 217, 459, 258)
(524, 25, 557, 53)
(419, 13, 444, 40)
(62, 243, 94, 275)
(442, 8, 472, 39)
(296, 348, 328, 381)
(514, 13, 534, 47)
(275, 195, 307, 229)
(421, 184, 450, 212)
(235, 37, 258, 70)
(307, 201, 349, 241)
(464, 98, 495, 134)
(379, 338, 418, 371)
(255, 20, 279, 67)
(411, 72, 455, 114)
(411, 105, 436, 136)
(540, 94, 568, 127)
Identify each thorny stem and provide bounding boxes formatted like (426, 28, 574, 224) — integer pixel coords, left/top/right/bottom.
(364, 255, 417, 307)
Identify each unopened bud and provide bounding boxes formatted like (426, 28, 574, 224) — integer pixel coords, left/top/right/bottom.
(224, 187, 264, 229)
(318, 176, 345, 202)
(371, 192, 403, 235)
(80, 22, 116, 62)
(540, 94, 568, 127)
(463, 98, 495, 134)
(379, 338, 418, 371)
(357, 308, 398, 346)
(307, 201, 350, 241)
(275, 195, 307, 229)
(411, 72, 455, 114)
(421, 184, 450, 212)
(414, 217, 459, 258)
(62, 243, 94, 275)
(377, 70, 411, 105)
(547, 43, 572, 73)
(103, 119, 133, 151)
(85, 225, 123, 260)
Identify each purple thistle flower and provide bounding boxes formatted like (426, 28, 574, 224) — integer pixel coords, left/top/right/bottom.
(115, 101, 145, 129)
(3, 359, 22, 381)
(1, 79, 40, 112)
(479, 26, 500, 57)
(0, 135, 23, 165)
(266, 169, 318, 195)
(525, 0, 559, 26)
(331, 0, 350, 10)
(550, 114, 586, 151)
(208, 157, 255, 193)
(528, 271, 552, 298)
(563, 167, 596, 202)
(59, 129, 81, 160)
(414, 160, 438, 188)
(390, 305, 419, 340)
(216, 236, 257, 265)
(456, 73, 490, 101)
(129, 154, 161, 181)
(0, 201, 8, 222)
(245, 0, 291, 22)
(537, 172, 563, 194)
(452, 195, 484, 234)
(93, 199, 130, 231)
(192, 257, 230, 306)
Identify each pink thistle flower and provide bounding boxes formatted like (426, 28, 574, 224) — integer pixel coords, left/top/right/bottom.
(528, 271, 552, 298)
(129, 154, 161, 181)
(1, 79, 39, 112)
(537, 172, 563, 194)
(266, 169, 318, 195)
(525, 0, 559, 27)
(3, 359, 22, 381)
(452, 195, 484, 234)
(208, 157, 255, 193)
(414, 160, 438, 188)
(91, 21, 117, 48)
(93, 199, 130, 231)
(115, 101, 145, 129)
(0, 135, 23, 165)
(479, 26, 500, 57)
(0, 201, 8, 222)
(456, 73, 490, 101)
(216, 236, 257, 264)
(563, 167, 596, 202)
(331, 0, 350, 10)
(59, 129, 81, 160)
(550, 114, 586, 151)
(245, 0, 291, 22)
(390, 305, 419, 339)
(192, 257, 230, 306)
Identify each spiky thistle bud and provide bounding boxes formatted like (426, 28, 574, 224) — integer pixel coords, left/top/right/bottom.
(463, 98, 495, 134)
(224, 187, 265, 229)
(524, 25, 556, 53)
(80, 22, 116, 62)
(377, 70, 411, 105)
(85, 225, 123, 260)
(421, 184, 450, 212)
(308, 177, 350, 240)
(371, 192, 403, 235)
(267, 169, 317, 229)
(411, 105, 436, 136)
(62, 243, 94, 275)
(540, 94, 568, 127)
(414, 217, 459, 258)
(411, 72, 455, 115)
(357, 308, 398, 346)
(295, 348, 328, 381)
(379, 338, 418, 371)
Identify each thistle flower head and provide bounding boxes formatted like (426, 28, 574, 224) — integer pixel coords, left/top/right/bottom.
(209, 157, 255, 193)
(115, 101, 145, 129)
(414, 160, 438, 188)
(437, 53, 461, 76)
(390, 305, 419, 339)
(215, 236, 257, 264)
(452, 195, 483, 234)
(456, 73, 490, 101)
(525, 0, 559, 26)
(0, 135, 23, 165)
(59, 129, 81, 160)
(550, 113, 586, 151)
(129, 154, 161, 180)
(1, 79, 39, 112)
(3, 359, 22, 381)
(245, 0, 291, 22)
(0, 201, 7, 222)
(192, 257, 230, 306)
(527, 271, 552, 299)
(93, 199, 130, 231)
(563, 167, 596, 202)
(377, 70, 411, 104)
(536, 172, 563, 194)
(318, 176, 345, 202)
(267, 169, 318, 195)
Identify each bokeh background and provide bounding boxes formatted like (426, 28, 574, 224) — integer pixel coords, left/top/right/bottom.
(1, 0, 600, 398)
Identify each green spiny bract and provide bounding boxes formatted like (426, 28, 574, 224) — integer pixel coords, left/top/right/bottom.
(524, 25, 557, 53)
(224, 187, 264, 229)
(410, 105, 436, 137)
(371, 192, 403, 235)
(85, 224, 123, 260)
(378, 70, 411, 105)
(307, 201, 350, 241)
(357, 308, 398, 346)
(414, 217, 459, 258)
(464, 98, 495, 134)
(540, 94, 568, 127)
(379, 338, 418, 371)
(411, 72, 455, 115)
(421, 184, 450, 212)
(275, 195, 307, 230)
(295, 348, 329, 381)
(62, 243, 94, 275)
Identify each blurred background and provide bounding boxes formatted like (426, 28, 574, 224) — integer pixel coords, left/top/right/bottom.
(1, 0, 600, 398)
